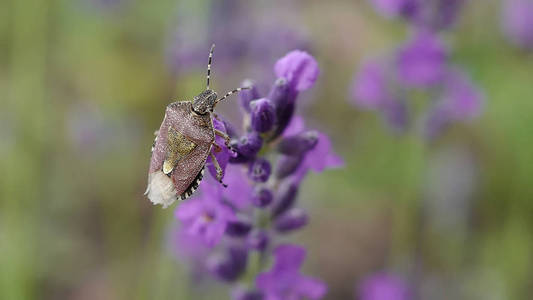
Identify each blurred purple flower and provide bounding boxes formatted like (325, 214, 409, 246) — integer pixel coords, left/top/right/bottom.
(272, 180, 299, 219)
(396, 31, 448, 87)
(166, 0, 309, 77)
(175, 184, 236, 247)
(168, 225, 211, 278)
(424, 70, 483, 139)
(252, 187, 274, 208)
(350, 59, 392, 110)
(440, 70, 483, 120)
(502, 0, 533, 49)
(247, 230, 269, 251)
(232, 287, 264, 300)
(381, 98, 409, 132)
(359, 273, 411, 300)
(274, 50, 320, 92)
(369, 0, 418, 19)
(256, 245, 327, 300)
(207, 247, 248, 282)
(429, 0, 465, 31)
(369, 0, 465, 31)
(350, 1, 482, 139)
(274, 208, 308, 233)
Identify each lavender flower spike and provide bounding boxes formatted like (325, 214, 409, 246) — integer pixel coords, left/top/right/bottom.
(170, 49, 338, 300)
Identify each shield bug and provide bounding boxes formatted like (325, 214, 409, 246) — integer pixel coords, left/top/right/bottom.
(145, 44, 249, 208)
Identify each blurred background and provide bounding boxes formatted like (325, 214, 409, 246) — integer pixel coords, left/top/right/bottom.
(1, 0, 532, 299)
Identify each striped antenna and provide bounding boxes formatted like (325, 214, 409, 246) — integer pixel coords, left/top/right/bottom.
(215, 87, 251, 104)
(206, 44, 215, 90)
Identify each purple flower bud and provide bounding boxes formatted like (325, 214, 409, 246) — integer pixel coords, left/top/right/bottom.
(274, 50, 320, 92)
(272, 180, 299, 218)
(268, 78, 296, 139)
(226, 218, 253, 237)
(247, 230, 269, 251)
(277, 130, 319, 156)
(248, 158, 271, 183)
(239, 79, 261, 113)
(252, 187, 273, 208)
(274, 208, 308, 233)
(275, 155, 304, 180)
(207, 247, 248, 282)
(250, 98, 276, 133)
(230, 132, 263, 163)
(229, 140, 252, 164)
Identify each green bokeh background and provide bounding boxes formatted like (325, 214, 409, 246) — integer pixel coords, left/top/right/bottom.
(1, 0, 532, 299)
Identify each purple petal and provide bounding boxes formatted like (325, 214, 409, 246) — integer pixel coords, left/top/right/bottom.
(502, 0, 533, 49)
(350, 59, 391, 110)
(359, 273, 410, 300)
(295, 275, 328, 300)
(222, 165, 253, 209)
(275, 50, 320, 92)
(272, 244, 306, 272)
(303, 132, 344, 173)
(282, 116, 306, 137)
(441, 70, 483, 120)
(175, 199, 204, 221)
(396, 31, 448, 87)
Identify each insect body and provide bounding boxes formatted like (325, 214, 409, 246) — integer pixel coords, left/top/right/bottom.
(145, 44, 248, 208)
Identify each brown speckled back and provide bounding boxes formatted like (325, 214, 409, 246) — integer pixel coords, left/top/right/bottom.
(149, 101, 214, 195)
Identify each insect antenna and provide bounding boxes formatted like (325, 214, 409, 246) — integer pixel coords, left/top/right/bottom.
(206, 44, 215, 90)
(216, 87, 251, 104)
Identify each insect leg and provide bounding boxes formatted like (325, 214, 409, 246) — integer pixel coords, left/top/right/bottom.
(212, 142, 222, 153)
(209, 152, 227, 188)
(214, 129, 231, 148)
